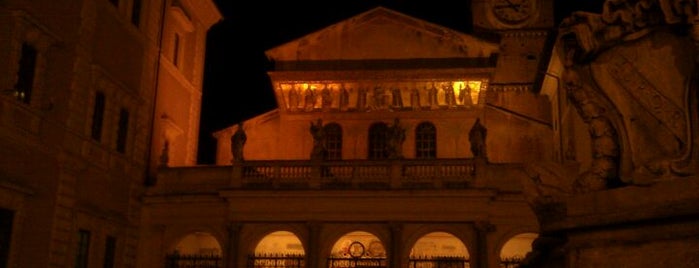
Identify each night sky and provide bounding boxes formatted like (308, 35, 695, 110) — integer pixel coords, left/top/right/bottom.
(197, 0, 605, 164)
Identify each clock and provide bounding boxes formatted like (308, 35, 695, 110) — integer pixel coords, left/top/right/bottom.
(490, 0, 536, 26)
(348, 241, 365, 258)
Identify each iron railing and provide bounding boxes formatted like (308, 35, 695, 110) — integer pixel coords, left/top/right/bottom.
(408, 256, 470, 268)
(327, 257, 388, 268)
(247, 254, 305, 268)
(499, 256, 524, 268)
(165, 253, 221, 268)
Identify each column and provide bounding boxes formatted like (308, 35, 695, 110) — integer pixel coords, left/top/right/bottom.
(390, 222, 403, 268)
(307, 221, 321, 268)
(474, 221, 495, 268)
(225, 222, 241, 268)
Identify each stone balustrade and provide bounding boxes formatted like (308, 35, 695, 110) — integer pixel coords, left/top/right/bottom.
(149, 158, 528, 195)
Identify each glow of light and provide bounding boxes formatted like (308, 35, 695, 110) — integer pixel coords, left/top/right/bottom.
(468, 81, 482, 104)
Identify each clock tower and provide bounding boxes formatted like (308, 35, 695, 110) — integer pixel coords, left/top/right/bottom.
(471, 0, 555, 91)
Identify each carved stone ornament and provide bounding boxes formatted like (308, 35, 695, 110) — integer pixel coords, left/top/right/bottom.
(526, 0, 699, 204)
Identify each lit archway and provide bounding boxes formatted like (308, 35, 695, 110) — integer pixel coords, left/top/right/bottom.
(174, 232, 221, 255)
(250, 231, 305, 267)
(409, 232, 469, 267)
(329, 231, 387, 268)
(167, 232, 222, 267)
(499, 232, 538, 267)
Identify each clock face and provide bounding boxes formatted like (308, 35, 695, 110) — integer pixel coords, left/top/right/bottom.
(491, 0, 535, 25)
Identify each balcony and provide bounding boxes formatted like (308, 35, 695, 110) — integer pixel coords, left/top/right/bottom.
(149, 158, 526, 195)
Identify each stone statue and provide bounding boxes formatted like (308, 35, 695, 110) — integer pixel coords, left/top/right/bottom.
(410, 87, 421, 110)
(428, 83, 439, 109)
(387, 118, 406, 159)
(391, 87, 403, 108)
(231, 123, 247, 163)
(310, 118, 327, 160)
(444, 83, 456, 108)
(469, 118, 487, 159)
(339, 85, 349, 111)
(304, 88, 316, 111)
(321, 85, 332, 110)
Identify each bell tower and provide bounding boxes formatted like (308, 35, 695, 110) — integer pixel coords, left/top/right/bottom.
(471, 0, 555, 91)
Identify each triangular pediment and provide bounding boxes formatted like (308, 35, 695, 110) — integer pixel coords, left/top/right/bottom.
(265, 7, 499, 62)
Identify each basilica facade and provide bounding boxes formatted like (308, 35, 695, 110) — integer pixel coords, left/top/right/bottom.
(144, 2, 556, 268)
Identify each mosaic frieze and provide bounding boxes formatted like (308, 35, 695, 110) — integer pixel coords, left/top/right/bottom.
(275, 80, 487, 112)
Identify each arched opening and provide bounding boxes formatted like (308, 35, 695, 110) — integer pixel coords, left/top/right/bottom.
(415, 122, 437, 159)
(324, 123, 343, 160)
(166, 232, 222, 268)
(499, 233, 538, 268)
(249, 231, 305, 268)
(409, 232, 470, 267)
(368, 122, 389, 159)
(328, 231, 387, 268)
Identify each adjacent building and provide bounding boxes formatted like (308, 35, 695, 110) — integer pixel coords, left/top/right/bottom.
(0, 0, 219, 267)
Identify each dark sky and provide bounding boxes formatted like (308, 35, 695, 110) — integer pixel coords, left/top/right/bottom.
(197, 0, 605, 164)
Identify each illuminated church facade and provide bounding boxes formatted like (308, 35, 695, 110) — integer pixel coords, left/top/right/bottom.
(3, 0, 699, 267)
(145, 2, 556, 268)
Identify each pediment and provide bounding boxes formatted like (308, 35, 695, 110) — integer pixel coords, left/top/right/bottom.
(265, 7, 499, 62)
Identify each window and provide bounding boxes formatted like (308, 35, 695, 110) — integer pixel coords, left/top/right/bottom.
(116, 108, 129, 153)
(324, 123, 342, 160)
(91, 92, 106, 141)
(368, 122, 389, 159)
(0, 209, 14, 268)
(103, 236, 116, 268)
(172, 33, 180, 66)
(14, 43, 38, 104)
(130, 0, 141, 26)
(415, 122, 437, 159)
(75, 230, 91, 268)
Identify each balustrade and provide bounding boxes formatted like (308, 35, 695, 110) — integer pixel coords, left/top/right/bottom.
(153, 159, 483, 192)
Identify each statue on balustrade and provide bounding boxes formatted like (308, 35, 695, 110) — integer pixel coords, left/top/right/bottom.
(310, 118, 328, 161)
(387, 118, 406, 159)
(469, 118, 487, 159)
(231, 122, 247, 163)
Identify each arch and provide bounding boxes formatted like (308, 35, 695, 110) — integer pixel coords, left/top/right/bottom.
(410, 231, 469, 257)
(167, 231, 222, 267)
(330, 231, 386, 258)
(254, 231, 305, 255)
(415, 121, 436, 159)
(172, 232, 222, 255)
(324, 123, 343, 160)
(164, 226, 227, 255)
(368, 122, 389, 159)
(499, 232, 538, 266)
(249, 231, 306, 267)
(328, 231, 388, 268)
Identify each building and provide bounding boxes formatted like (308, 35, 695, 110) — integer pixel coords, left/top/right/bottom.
(143, 1, 557, 267)
(0, 0, 220, 267)
(4, 0, 698, 267)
